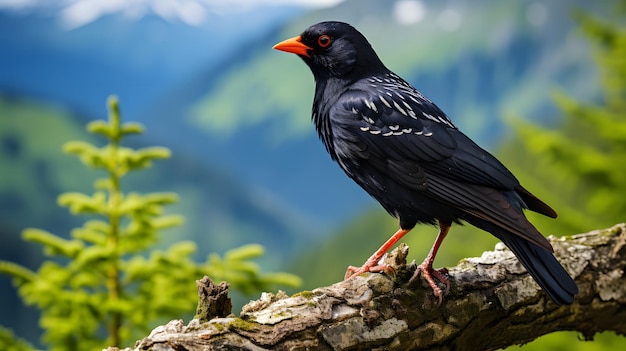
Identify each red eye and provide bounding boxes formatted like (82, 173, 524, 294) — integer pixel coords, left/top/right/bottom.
(317, 35, 331, 48)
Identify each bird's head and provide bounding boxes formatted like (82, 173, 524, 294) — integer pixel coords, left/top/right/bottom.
(273, 21, 387, 80)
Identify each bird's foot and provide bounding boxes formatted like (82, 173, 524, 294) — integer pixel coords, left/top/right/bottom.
(407, 260, 449, 305)
(344, 255, 390, 280)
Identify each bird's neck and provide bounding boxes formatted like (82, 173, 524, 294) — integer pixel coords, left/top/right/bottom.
(312, 76, 349, 159)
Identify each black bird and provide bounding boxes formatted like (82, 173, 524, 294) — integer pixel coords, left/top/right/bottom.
(273, 21, 578, 305)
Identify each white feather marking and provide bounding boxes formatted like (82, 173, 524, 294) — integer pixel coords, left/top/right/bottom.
(437, 115, 454, 127)
(393, 101, 407, 116)
(379, 95, 392, 108)
(409, 95, 423, 105)
(422, 112, 439, 122)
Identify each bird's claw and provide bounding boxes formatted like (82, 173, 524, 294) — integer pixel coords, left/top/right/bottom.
(344, 263, 389, 280)
(408, 263, 449, 305)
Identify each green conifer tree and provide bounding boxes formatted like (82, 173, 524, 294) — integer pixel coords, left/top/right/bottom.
(0, 96, 300, 351)
(501, 7, 626, 235)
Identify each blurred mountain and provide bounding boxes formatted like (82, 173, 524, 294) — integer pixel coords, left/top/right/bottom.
(0, 93, 317, 264)
(0, 4, 301, 119)
(143, 0, 605, 227)
(0, 0, 609, 231)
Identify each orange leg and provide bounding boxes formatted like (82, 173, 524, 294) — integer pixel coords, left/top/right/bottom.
(408, 221, 451, 304)
(344, 228, 411, 279)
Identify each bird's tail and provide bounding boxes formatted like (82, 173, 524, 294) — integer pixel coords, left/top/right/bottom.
(495, 230, 578, 305)
(467, 218, 578, 305)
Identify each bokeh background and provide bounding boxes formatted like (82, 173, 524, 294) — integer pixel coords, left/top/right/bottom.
(1, 0, 624, 349)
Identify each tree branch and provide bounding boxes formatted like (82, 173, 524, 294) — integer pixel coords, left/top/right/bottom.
(108, 223, 626, 351)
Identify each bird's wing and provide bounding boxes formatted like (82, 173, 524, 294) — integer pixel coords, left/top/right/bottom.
(330, 76, 554, 250)
(333, 76, 519, 190)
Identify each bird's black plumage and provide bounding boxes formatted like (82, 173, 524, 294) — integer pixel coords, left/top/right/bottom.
(274, 21, 577, 305)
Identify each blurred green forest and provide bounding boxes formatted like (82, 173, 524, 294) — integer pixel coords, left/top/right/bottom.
(502, 11, 626, 235)
(290, 3, 626, 350)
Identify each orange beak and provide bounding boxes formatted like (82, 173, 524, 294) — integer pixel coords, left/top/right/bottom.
(273, 35, 311, 57)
